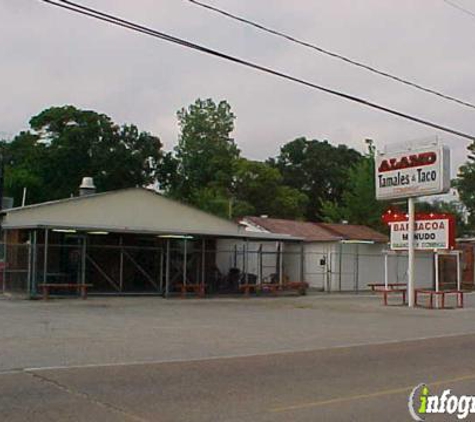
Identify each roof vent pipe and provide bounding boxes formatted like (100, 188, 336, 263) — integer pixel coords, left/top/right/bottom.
(79, 177, 96, 196)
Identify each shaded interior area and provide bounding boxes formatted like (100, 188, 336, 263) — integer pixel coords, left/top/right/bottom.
(1, 228, 300, 297)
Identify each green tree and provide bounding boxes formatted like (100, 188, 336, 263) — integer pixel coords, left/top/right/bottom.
(1, 131, 47, 205)
(271, 137, 362, 220)
(321, 140, 386, 230)
(3, 105, 165, 205)
(415, 200, 469, 238)
(232, 159, 308, 219)
(456, 142, 475, 230)
(172, 99, 240, 202)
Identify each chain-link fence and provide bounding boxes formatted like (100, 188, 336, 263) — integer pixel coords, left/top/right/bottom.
(1, 240, 437, 297)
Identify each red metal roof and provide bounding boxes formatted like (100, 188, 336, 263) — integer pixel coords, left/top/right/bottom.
(244, 217, 388, 243)
(317, 223, 388, 243)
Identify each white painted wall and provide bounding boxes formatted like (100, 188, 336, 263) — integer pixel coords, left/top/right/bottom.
(300, 242, 334, 290)
(216, 239, 435, 291)
(328, 244, 433, 291)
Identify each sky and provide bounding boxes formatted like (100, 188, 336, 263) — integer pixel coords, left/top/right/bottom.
(1, 0, 475, 174)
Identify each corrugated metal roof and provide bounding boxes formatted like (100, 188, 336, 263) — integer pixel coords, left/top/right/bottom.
(244, 217, 340, 241)
(1, 188, 301, 241)
(317, 223, 388, 243)
(243, 216, 388, 243)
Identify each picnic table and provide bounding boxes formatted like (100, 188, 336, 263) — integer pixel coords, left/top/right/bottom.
(174, 283, 205, 298)
(367, 282, 407, 291)
(38, 283, 93, 300)
(239, 281, 309, 296)
(368, 283, 407, 306)
(415, 289, 464, 309)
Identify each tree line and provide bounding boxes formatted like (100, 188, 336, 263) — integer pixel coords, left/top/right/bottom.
(2, 99, 472, 235)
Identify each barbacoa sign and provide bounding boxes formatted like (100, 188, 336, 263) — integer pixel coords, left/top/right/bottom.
(389, 216, 454, 251)
(376, 145, 450, 200)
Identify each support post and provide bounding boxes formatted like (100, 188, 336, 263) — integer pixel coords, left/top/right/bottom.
(165, 239, 170, 298)
(2, 230, 7, 294)
(81, 236, 87, 287)
(43, 228, 49, 284)
(27, 231, 32, 296)
(408, 197, 416, 307)
(457, 251, 462, 291)
(31, 230, 38, 298)
(300, 241, 305, 284)
(384, 252, 389, 290)
(279, 242, 283, 286)
(245, 239, 249, 285)
(355, 245, 359, 293)
(119, 236, 124, 292)
(159, 248, 164, 294)
(338, 242, 343, 292)
(258, 244, 263, 285)
(183, 238, 187, 287)
(434, 250, 439, 309)
(201, 238, 206, 291)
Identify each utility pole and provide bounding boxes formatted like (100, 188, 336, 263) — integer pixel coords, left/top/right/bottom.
(0, 150, 4, 214)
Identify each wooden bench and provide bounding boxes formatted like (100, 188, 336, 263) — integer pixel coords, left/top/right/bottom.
(281, 281, 309, 295)
(415, 289, 464, 309)
(259, 283, 280, 294)
(373, 287, 407, 306)
(174, 283, 205, 298)
(38, 283, 93, 300)
(253, 281, 309, 295)
(368, 282, 407, 291)
(239, 284, 259, 296)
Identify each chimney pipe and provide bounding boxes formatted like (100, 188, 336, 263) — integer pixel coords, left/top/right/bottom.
(79, 177, 96, 196)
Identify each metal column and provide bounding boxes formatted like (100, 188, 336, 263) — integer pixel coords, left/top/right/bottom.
(279, 242, 283, 286)
(159, 248, 164, 294)
(183, 238, 187, 286)
(327, 251, 332, 293)
(245, 239, 249, 285)
(30, 230, 38, 298)
(434, 251, 440, 309)
(119, 236, 124, 292)
(457, 251, 462, 291)
(354, 245, 360, 293)
(43, 228, 49, 284)
(165, 239, 170, 298)
(81, 236, 87, 286)
(2, 230, 7, 294)
(384, 252, 389, 289)
(407, 197, 416, 307)
(258, 244, 263, 285)
(201, 238, 206, 289)
(338, 242, 343, 292)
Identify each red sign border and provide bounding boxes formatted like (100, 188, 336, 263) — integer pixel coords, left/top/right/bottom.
(382, 209, 456, 250)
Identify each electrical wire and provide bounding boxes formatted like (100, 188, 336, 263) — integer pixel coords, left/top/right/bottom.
(188, 0, 475, 111)
(443, 0, 475, 19)
(38, 0, 475, 142)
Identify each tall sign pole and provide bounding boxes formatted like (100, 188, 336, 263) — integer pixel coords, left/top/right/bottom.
(0, 151, 4, 213)
(407, 197, 415, 307)
(375, 139, 450, 308)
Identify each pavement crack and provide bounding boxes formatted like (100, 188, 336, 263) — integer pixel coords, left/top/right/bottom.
(25, 370, 149, 422)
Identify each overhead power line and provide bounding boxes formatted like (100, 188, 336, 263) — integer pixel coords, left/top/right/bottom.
(188, 0, 475, 111)
(39, 0, 475, 142)
(443, 0, 475, 19)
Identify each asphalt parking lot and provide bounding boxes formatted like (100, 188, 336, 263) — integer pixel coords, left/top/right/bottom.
(1, 293, 475, 421)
